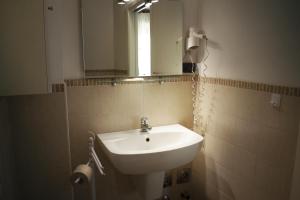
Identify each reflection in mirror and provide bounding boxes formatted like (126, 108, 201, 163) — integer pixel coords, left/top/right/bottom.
(82, 0, 129, 76)
(81, 0, 183, 77)
(136, 12, 151, 76)
(150, 0, 183, 75)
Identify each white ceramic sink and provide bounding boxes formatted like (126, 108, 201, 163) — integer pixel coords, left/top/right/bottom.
(97, 124, 203, 175)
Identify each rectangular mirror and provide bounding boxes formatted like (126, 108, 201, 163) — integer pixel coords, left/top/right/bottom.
(81, 0, 184, 77)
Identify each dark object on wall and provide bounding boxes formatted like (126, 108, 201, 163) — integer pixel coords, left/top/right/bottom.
(180, 191, 191, 199)
(176, 168, 191, 184)
(182, 63, 196, 73)
(163, 173, 172, 188)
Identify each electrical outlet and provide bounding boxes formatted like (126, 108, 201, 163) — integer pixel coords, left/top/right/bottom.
(270, 93, 281, 109)
(161, 188, 172, 200)
(176, 168, 191, 184)
(163, 173, 172, 188)
(180, 191, 191, 199)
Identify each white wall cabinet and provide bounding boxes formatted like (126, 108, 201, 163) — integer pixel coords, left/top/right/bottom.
(0, 0, 48, 96)
(0, 0, 82, 96)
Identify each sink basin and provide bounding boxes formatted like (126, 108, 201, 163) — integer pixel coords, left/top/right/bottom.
(97, 124, 203, 175)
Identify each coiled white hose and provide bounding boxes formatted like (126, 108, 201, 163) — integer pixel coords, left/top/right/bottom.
(189, 38, 209, 129)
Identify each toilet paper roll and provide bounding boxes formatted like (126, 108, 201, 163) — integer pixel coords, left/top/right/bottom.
(71, 164, 93, 186)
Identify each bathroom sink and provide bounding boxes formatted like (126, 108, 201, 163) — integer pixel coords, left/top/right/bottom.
(97, 124, 203, 175)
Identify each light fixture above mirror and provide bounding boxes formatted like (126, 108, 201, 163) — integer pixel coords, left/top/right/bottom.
(117, 0, 133, 5)
(134, 0, 159, 13)
(117, 0, 126, 5)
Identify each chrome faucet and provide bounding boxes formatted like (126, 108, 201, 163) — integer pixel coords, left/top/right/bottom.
(140, 117, 152, 133)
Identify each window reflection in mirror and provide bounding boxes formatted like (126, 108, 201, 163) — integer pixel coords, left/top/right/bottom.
(136, 12, 151, 76)
(81, 0, 183, 77)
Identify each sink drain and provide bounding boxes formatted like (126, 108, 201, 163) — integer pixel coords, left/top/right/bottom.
(146, 138, 150, 142)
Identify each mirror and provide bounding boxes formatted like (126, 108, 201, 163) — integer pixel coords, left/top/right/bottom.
(81, 0, 184, 77)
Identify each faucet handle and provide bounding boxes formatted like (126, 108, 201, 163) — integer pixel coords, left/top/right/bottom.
(141, 117, 148, 123)
(140, 117, 151, 132)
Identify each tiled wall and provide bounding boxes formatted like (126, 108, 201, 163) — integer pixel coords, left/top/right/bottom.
(0, 98, 16, 200)
(290, 122, 300, 200)
(8, 94, 73, 200)
(192, 83, 300, 200)
(5, 76, 299, 200)
(66, 81, 193, 200)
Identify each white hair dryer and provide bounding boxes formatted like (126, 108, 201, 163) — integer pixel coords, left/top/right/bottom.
(186, 27, 207, 50)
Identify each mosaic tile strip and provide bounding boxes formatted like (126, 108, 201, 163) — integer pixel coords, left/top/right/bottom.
(205, 77, 300, 97)
(52, 83, 65, 93)
(64, 75, 193, 87)
(52, 75, 300, 97)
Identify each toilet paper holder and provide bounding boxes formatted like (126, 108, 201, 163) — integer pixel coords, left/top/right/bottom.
(88, 133, 105, 176)
(73, 132, 105, 185)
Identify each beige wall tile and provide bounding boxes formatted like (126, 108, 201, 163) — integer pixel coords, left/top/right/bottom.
(67, 81, 194, 200)
(143, 82, 193, 128)
(290, 121, 300, 200)
(0, 98, 16, 200)
(253, 95, 300, 133)
(9, 93, 73, 200)
(204, 134, 256, 181)
(193, 83, 300, 200)
(254, 159, 293, 200)
(66, 80, 299, 200)
(255, 126, 298, 166)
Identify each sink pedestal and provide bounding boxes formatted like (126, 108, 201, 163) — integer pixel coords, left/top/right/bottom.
(132, 171, 165, 200)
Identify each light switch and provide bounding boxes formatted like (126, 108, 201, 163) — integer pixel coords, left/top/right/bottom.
(270, 93, 281, 108)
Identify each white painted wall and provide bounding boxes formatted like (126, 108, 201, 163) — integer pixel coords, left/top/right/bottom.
(198, 0, 300, 87)
(183, 0, 200, 35)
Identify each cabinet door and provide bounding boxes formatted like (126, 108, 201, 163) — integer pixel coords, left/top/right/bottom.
(0, 0, 48, 96)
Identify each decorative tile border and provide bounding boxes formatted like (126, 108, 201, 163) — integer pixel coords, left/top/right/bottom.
(52, 75, 300, 97)
(52, 83, 65, 93)
(205, 77, 300, 97)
